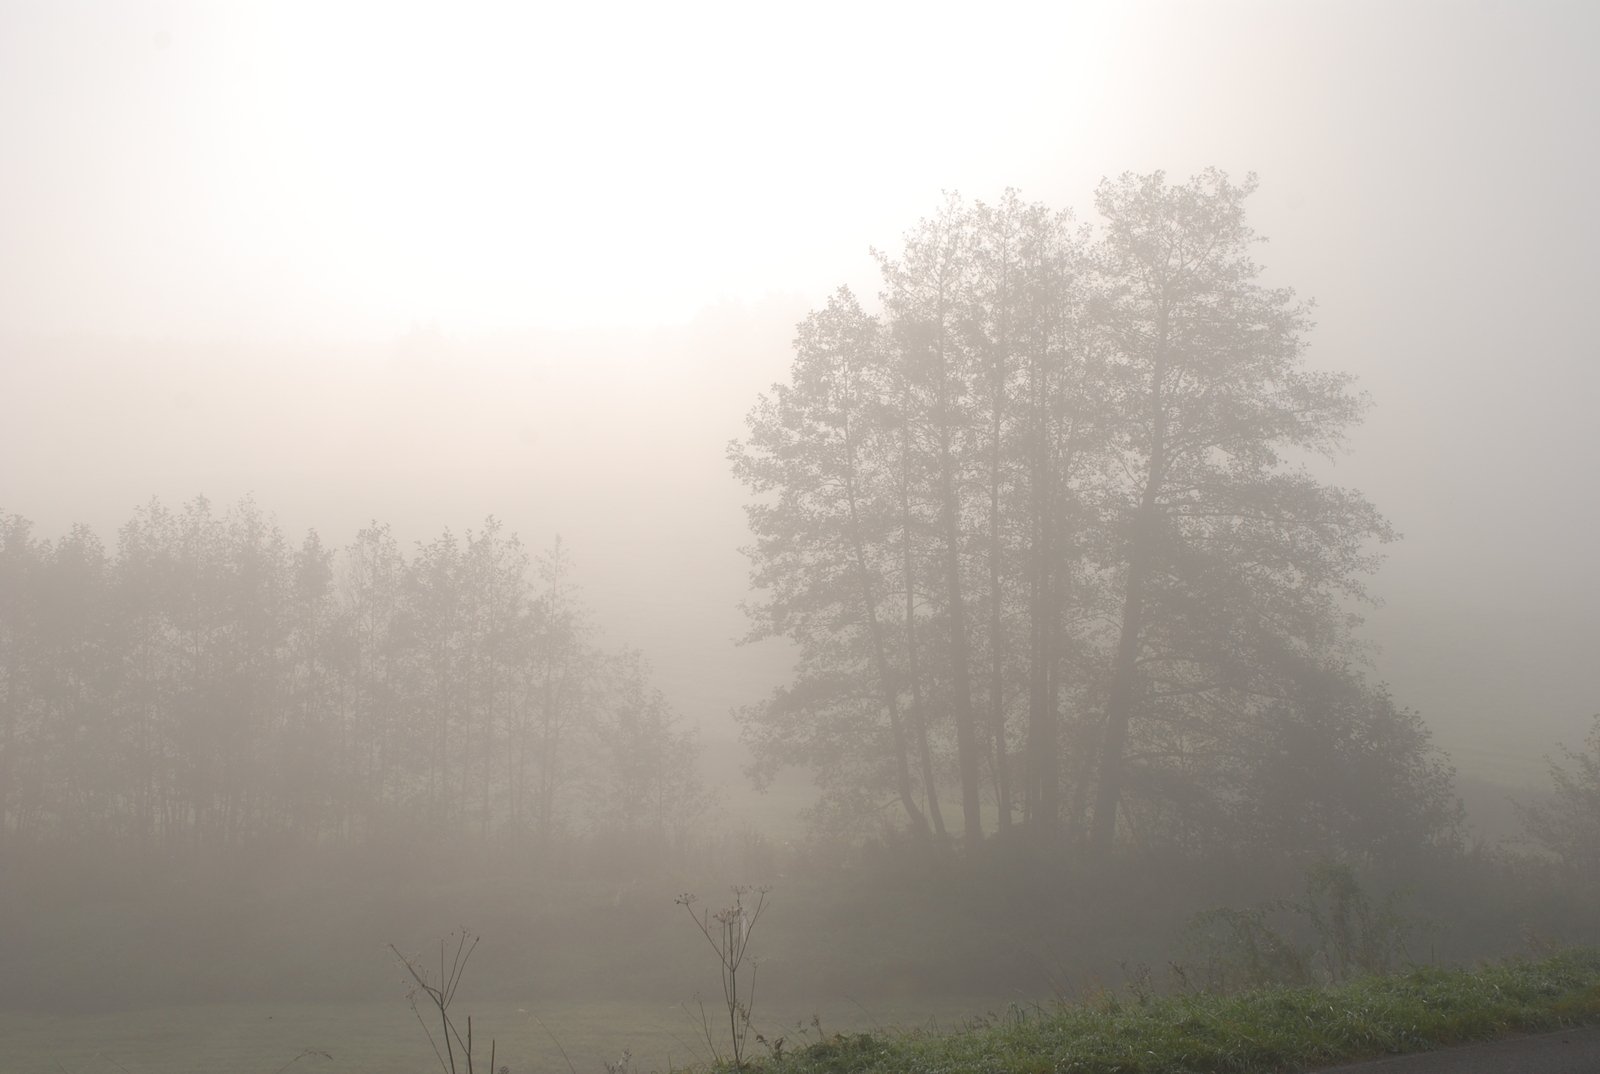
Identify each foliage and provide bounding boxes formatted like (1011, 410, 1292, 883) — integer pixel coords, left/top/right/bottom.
(1518, 714, 1600, 884)
(1181, 862, 1423, 993)
(0, 499, 709, 857)
(744, 948, 1600, 1074)
(589, 649, 716, 864)
(1295, 862, 1419, 982)
(1182, 906, 1314, 992)
(729, 172, 1436, 862)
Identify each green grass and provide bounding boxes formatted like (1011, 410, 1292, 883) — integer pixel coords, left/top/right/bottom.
(17, 950, 1599, 1074)
(744, 948, 1600, 1074)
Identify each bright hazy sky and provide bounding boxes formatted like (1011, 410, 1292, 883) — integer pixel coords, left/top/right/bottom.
(7, 0, 1517, 341)
(6, 1, 1112, 337)
(2, 0, 1598, 785)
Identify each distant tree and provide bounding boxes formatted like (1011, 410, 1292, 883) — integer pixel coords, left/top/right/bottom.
(281, 528, 339, 841)
(1519, 715, 1600, 884)
(0, 518, 118, 842)
(458, 517, 529, 836)
(0, 514, 38, 845)
(732, 289, 937, 839)
(589, 649, 713, 860)
(37, 525, 119, 840)
(521, 535, 597, 846)
(402, 528, 465, 827)
(339, 521, 410, 835)
(0, 497, 699, 865)
(112, 499, 182, 847)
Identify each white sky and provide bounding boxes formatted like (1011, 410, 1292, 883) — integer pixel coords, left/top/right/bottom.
(2, 0, 1597, 784)
(1, 1, 1114, 337)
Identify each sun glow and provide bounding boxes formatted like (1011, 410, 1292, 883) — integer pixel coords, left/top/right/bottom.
(204, 5, 750, 333)
(78, 2, 1099, 340)
(1, 2, 1119, 343)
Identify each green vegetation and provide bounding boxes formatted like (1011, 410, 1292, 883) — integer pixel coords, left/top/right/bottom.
(739, 949, 1600, 1074)
(13, 950, 1597, 1074)
(1518, 714, 1600, 885)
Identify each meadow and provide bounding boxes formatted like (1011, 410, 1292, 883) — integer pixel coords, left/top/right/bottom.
(6, 820, 1597, 1074)
(16, 950, 1600, 1074)
(5, 995, 1018, 1074)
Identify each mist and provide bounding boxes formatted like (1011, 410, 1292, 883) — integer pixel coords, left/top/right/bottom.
(2, 2, 1598, 1071)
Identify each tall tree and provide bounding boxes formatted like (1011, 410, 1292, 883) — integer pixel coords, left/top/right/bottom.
(0, 497, 702, 860)
(0, 514, 39, 845)
(968, 193, 1024, 835)
(524, 536, 594, 845)
(878, 199, 986, 848)
(459, 517, 529, 836)
(732, 289, 933, 836)
(340, 522, 408, 836)
(1086, 170, 1392, 853)
(589, 648, 713, 861)
(733, 173, 1426, 861)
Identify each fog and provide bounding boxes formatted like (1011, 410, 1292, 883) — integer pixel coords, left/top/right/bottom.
(5, 2, 1596, 775)
(2, 0, 1598, 1067)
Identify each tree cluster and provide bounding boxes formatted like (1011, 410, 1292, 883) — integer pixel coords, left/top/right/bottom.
(0, 498, 709, 856)
(731, 171, 1458, 862)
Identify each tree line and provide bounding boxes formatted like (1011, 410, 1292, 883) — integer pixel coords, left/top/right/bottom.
(0, 498, 709, 855)
(730, 170, 1459, 863)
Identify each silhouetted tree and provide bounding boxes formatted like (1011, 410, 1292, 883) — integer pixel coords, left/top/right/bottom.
(732, 289, 935, 838)
(733, 172, 1426, 861)
(0, 499, 699, 863)
(1519, 715, 1600, 884)
(523, 535, 596, 846)
(590, 649, 712, 861)
(878, 198, 988, 848)
(1086, 170, 1392, 853)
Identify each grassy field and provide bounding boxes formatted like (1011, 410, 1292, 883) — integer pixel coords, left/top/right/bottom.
(8, 841, 1599, 1074)
(753, 948, 1600, 1074)
(2, 994, 1023, 1074)
(15, 950, 1600, 1074)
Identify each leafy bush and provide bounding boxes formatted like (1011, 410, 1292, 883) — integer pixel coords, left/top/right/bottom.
(1180, 862, 1421, 992)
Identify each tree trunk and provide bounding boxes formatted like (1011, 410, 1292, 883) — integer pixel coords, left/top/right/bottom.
(900, 410, 946, 838)
(987, 354, 1013, 834)
(937, 417, 983, 848)
(1088, 519, 1152, 853)
(842, 403, 929, 838)
(1090, 303, 1169, 855)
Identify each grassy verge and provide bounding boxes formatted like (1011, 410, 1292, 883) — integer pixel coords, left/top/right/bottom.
(750, 948, 1600, 1074)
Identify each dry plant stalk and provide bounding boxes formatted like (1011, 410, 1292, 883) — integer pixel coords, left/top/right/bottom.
(677, 886, 770, 1069)
(390, 928, 497, 1074)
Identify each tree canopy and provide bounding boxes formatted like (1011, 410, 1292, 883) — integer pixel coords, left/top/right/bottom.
(0, 499, 709, 858)
(730, 170, 1457, 863)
